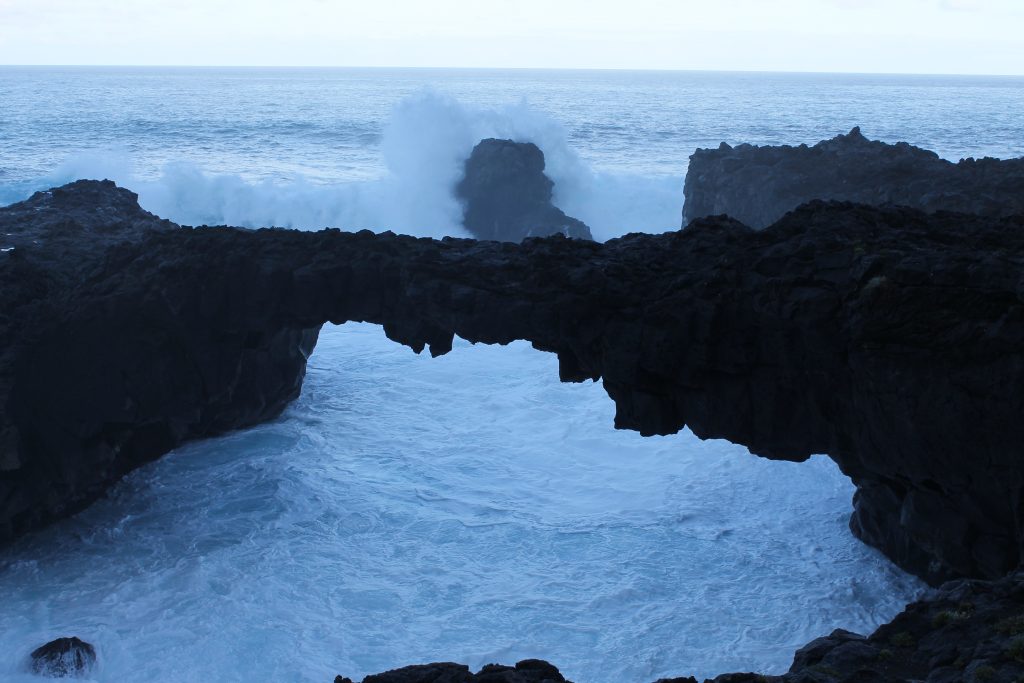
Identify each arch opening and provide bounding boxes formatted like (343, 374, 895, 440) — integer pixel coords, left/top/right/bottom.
(0, 322, 924, 683)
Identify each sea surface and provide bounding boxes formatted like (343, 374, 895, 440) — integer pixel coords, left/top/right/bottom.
(2, 68, 1024, 238)
(2, 67, 1023, 683)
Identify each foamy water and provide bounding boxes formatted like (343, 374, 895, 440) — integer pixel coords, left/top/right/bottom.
(0, 325, 923, 682)
(2, 68, 1023, 239)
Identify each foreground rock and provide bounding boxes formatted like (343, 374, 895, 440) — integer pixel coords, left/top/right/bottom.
(3, 181, 1024, 588)
(335, 659, 571, 683)
(682, 127, 1024, 228)
(666, 570, 1024, 681)
(0, 181, 319, 541)
(457, 138, 593, 242)
(29, 637, 96, 678)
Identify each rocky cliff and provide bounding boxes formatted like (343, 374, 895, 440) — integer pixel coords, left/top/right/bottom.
(0, 181, 320, 541)
(3, 181, 1023, 587)
(682, 127, 1024, 229)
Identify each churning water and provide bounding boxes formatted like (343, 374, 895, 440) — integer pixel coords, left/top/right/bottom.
(2, 68, 1023, 238)
(3, 67, 1023, 682)
(0, 326, 923, 682)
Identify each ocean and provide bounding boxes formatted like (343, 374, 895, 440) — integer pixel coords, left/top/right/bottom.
(1, 67, 1022, 682)
(3, 67, 1024, 237)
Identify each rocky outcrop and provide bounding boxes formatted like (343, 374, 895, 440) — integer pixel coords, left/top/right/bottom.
(678, 569, 1024, 682)
(335, 659, 571, 683)
(457, 138, 592, 242)
(29, 636, 97, 678)
(768, 570, 1024, 683)
(682, 127, 1024, 228)
(3, 181, 1024, 589)
(0, 181, 319, 542)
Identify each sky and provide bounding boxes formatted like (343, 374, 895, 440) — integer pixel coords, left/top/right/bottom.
(0, 0, 1021, 75)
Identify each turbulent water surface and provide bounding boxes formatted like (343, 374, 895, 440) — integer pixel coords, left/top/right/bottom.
(3, 67, 1022, 682)
(2, 68, 1023, 239)
(0, 326, 923, 683)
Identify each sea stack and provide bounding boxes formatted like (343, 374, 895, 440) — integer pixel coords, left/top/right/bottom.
(457, 138, 593, 242)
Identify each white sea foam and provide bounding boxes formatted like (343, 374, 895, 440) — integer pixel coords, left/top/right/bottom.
(0, 325, 924, 683)
(8, 91, 683, 240)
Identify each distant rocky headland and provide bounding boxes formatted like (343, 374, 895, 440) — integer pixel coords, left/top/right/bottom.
(4, 127, 1024, 681)
(683, 126, 1024, 228)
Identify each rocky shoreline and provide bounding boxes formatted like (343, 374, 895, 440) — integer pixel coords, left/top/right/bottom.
(338, 570, 1024, 682)
(3, 174, 1024, 680)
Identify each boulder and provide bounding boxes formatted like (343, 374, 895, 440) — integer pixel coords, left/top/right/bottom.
(29, 637, 96, 678)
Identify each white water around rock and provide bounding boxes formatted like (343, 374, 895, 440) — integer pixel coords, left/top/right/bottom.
(0, 324, 924, 683)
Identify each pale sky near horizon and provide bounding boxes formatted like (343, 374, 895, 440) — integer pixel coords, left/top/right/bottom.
(0, 0, 1021, 75)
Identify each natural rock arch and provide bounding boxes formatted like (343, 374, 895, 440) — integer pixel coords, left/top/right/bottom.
(2, 181, 1024, 587)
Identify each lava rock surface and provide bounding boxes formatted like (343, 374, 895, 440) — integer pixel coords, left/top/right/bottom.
(457, 138, 592, 242)
(682, 127, 1024, 229)
(0, 181, 319, 542)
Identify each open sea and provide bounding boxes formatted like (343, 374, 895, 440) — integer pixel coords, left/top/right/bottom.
(1, 67, 1023, 682)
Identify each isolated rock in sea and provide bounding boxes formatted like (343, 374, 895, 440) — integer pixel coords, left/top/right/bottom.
(335, 659, 571, 683)
(29, 637, 96, 678)
(682, 126, 1024, 228)
(457, 138, 593, 242)
(3, 180, 1024, 588)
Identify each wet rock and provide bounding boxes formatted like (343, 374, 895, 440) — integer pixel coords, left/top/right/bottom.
(457, 138, 592, 242)
(0, 181, 319, 542)
(682, 127, 1024, 228)
(29, 637, 96, 678)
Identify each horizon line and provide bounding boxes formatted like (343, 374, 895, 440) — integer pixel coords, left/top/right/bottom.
(2, 64, 1023, 78)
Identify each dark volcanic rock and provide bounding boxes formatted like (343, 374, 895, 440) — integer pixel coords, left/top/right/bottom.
(29, 636, 96, 678)
(0, 181, 319, 542)
(682, 127, 1024, 228)
(335, 659, 570, 683)
(456, 138, 593, 242)
(709, 570, 1024, 682)
(3, 181, 1024, 588)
